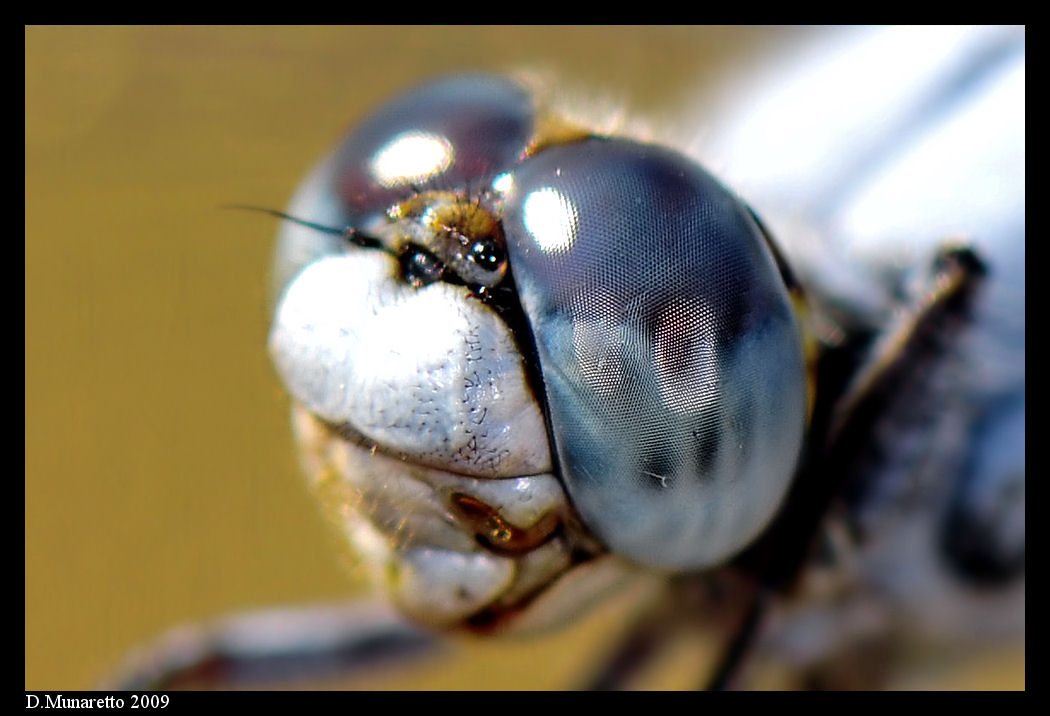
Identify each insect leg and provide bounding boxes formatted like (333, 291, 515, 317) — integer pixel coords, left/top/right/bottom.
(579, 571, 765, 690)
(106, 601, 439, 690)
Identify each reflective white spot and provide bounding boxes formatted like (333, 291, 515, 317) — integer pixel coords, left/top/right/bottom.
(370, 131, 454, 187)
(522, 187, 578, 254)
(491, 171, 513, 195)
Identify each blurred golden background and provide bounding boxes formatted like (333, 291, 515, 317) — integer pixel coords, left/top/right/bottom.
(25, 26, 1021, 690)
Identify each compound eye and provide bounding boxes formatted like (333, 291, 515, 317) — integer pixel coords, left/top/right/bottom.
(332, 75, 534, 225)
(499, 138, 808, 569)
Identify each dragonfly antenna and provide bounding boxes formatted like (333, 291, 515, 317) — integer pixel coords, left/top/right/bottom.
(223, 204, 385, 250)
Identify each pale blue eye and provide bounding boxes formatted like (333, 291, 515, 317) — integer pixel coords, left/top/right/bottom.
(500, 138, 807, 569)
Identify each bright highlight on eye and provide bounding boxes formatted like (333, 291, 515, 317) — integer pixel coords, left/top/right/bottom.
(491, 172, 513, 195)
(522, 187, 578, 254)
(371, 131, 454, 187)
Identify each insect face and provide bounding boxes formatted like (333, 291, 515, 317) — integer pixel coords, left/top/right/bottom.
(270, 75, 807, 629)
